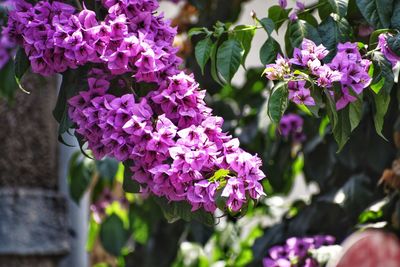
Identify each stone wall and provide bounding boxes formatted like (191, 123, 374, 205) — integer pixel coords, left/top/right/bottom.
(0, 73, 69, 266)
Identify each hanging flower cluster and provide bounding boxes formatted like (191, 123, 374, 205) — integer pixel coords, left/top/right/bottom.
(5, 0, 266, 213)
(263, 235, 335, 267)
(6, 0, 181, 80)
(279, 113, 305, 143)
(264, 39, 372, 111)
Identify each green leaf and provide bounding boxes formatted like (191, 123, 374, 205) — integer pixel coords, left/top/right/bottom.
(356, 0, 394, 28)
(188, 27, 208, 37)
(258, 17, 275, 35)
(68, 151, 94, 204)
(392, 1, 400, 30)
(216, 39, 244, 84)
(324, 88, 338, 137)
(371, 77, 385, 94)
(122, 163, 141, 193)
(195, 37, 213, 75)
(387, 33, 400, 57)
(369, 29, 391, 49)
(100, 214, 129, 256)
(268, 82, 289, 124)
(289, 20, 321, 51)
(369, 54, 393, 136)
(209, 169, 230, 182)
(349, 99, 363, 131)
(373, 89, 391, 139)
(14, 48, 30, 81)
(231, 25, 256, 67)
(0, 60, 18, 102)
(95, 157, 119, 181)
(371, 51, 394, 94)
(325, 0, 349, 17)
(260, 37, 281, 66)
(153, 197, 214, 226)
(268, 5, 291, 31)
(333, 107, 352, 151)
(210, 41, 223, 86)
(318, 16, 351, 58)
(53, 68, 88, 135)
(297, 12, 319, 28)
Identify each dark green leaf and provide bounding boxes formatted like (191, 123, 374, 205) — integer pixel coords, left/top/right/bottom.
(0, 60, 18, 102)
(387, 33, 400, 57)
(369, 29, 391, 49)
(258, 17, 275, 35)
(210, 41, 223, 85)
(330, 0, 349, 16)
(14, 48, 30, 81)
(53, 68, 88, 135)
(188, 27, 208, 37)
(356, 0, 394, 28)
(195, 37, 213, 75)
(68, 151, 94, 204)
(318, 16, 351, 58)
(100, 214, 129, 256)
(268, 5, 291, 31)
(373, 89, 391, 139)
(318, 0, 333, 19)
(231, 25, 256, 67)
(153, 197, 214, 226)
(333, 106, 352, 151)
(392, 1, 400, 29)
(268, 82, 288, 124)
(260, 38, 281, 66)
(122, 163, 141, 193)
(216, 39, 244, 84)
(324, 89, 338, 129)
(289, 20, 321, 51)
(349, 99, 363, 131)
(370, 52, 394, 138)
(96, 157, 119, 181)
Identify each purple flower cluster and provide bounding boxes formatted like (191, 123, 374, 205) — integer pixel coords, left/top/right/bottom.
(378, 34, 400, 68)
(263, 235, 335, 267)
(265, 39, 372, 111)
(6, 0, 266, 213)
(329, 42, 371, 109)
(6, 0, 181, 80)
(69, 68, 265, 212)
(279, 113, 305, 143)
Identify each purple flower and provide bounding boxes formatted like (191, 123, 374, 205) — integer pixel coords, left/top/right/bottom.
(378, 34, 400, 67)
(286, 237, 314, 258)
(278, 0, 287, 9)
(336, 86, 357, 110)
(288, 80, 315, 106)
(296, 1, 306, 11)
(279, 113, 306, 143)
(263, 258, 291, 267)
(222, 178, 246, 212)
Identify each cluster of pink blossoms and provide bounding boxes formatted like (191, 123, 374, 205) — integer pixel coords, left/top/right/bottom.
(6, 0, 181, 81)
(5, 0, 266, 213)
(265, 39, 372, 110)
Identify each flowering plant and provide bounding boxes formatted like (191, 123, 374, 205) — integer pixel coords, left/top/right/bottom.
(192, 0, 400, 150)
(2, 0, 268, 224)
